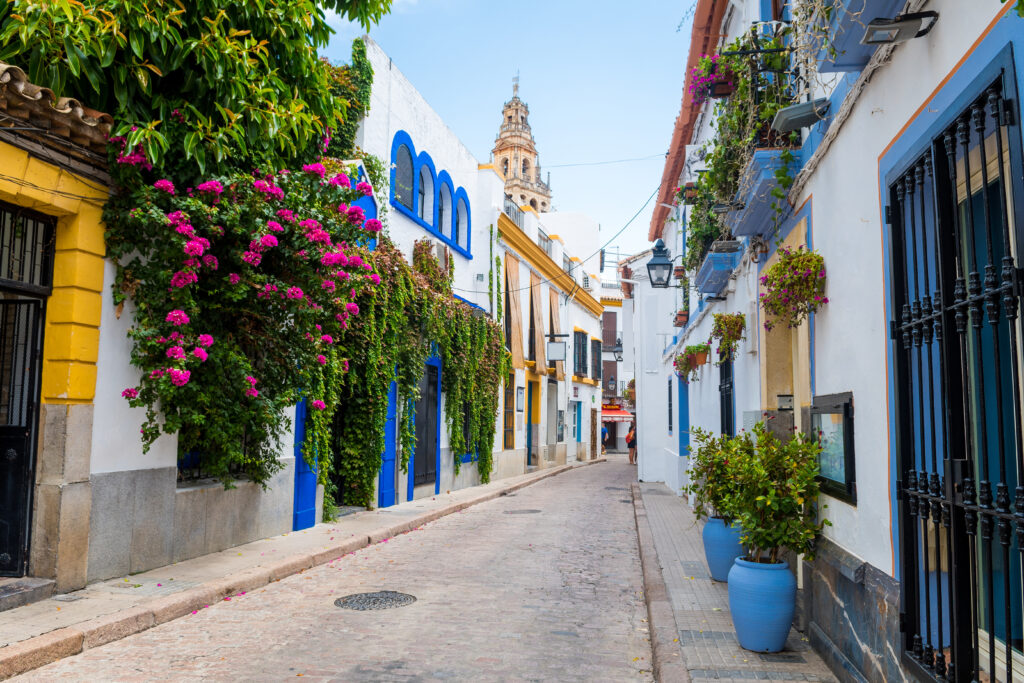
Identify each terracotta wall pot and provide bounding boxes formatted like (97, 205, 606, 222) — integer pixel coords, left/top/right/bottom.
(674, 311, 689, 327)
(694, 350, 709, 366)
(673, 265, 687, 279)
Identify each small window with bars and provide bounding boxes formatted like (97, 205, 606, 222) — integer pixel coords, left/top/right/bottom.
(591, 339, 602, 380)
(538, 230, 552, 255)
(573, 331, 587, 376)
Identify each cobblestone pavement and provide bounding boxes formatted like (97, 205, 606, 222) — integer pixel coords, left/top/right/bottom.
(640, 483, 838, 683)
(19, 460, 652, 682)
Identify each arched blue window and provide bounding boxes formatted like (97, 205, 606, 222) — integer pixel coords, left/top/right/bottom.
(394, 144, 413, 210)
(456, 197, 469, 250)
(417, 167, 434, 222)
(438, 184, 452, 239)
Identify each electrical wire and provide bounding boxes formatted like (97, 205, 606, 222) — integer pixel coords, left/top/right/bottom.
(543, 153, 666, 169)
(453, 185, 659, 296)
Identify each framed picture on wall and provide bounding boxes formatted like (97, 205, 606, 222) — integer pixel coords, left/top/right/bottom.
(810, 391, 856, 505)
(516, 386, 525, 412)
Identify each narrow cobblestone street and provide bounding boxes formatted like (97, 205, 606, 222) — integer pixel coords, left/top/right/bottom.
(17, 460, 651, 682)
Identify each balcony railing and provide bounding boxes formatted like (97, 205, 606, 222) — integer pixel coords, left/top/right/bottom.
(503, 197, 525, 228)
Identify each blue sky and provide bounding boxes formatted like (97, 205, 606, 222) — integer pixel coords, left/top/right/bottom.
(321, 0, 692, 262)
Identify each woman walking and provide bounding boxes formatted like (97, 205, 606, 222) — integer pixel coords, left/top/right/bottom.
(626, 421, 637, 465)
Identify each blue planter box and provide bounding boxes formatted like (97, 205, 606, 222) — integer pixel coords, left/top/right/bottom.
(728, 149, 803, 240)
(695, 248, 742, 295)
(815, 0, 903, 72)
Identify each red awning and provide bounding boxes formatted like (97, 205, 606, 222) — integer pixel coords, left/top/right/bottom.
(602, 408, 633, 422)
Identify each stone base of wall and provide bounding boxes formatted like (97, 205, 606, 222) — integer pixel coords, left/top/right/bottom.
(87, 458, 295, 584)
(801, 538, 905, 683)
(493, 449, 526, 480)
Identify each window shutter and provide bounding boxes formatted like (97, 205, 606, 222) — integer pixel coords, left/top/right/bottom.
(530, 271, 546, 369)
(549, 288, 564, 380)
(505, 254, 524, 367)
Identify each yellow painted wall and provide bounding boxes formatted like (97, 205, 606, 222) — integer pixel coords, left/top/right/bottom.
(0, 141, 107, 405)
(758, 218, 813, 428)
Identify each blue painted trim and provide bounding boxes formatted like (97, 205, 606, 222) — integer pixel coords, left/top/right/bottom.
(729, 149, 803, 239)
(815, 0, 903, 72)
(806, 215, 816, 398)
(292, 400, 318, 530)
(678, 376, 690, 456)
(389, 130, 473, 259)
(453, 293, 486, 312)
(696, 250, 742, 294)
(378, 380, 398, 509)
(876, 13, 1024, 577)
(576, 401, 582, 443)
(454, 187, 472, 255)
(427, 355, 443, 496)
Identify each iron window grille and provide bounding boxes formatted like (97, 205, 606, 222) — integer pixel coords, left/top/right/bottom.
(888, 68, 1024, 683)
(591, 339, 602, 380)
(573, 331, 587, 377)
(0, 202, 56, 297)
(503, 374, 515, 449)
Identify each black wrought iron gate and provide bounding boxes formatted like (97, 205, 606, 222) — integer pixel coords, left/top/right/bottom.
(890, 70, 1024, 682)
(0, 201, 54, 577)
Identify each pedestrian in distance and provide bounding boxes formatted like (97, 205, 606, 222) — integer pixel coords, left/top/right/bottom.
(626, 421, 637, 465)
(601, 423, 609, 455)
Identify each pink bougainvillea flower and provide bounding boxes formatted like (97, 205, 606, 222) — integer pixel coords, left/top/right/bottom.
(369, 273, 381, 285)
(166, 210, 188, 225)
(196, 180, 223, 196)
(337, 203, 349, 214)
(264, 284, 278, 293)
(328, 174, 350, 188)
(266, 220, 284, 233)
(168, 331, 182, 341)
(154, 179, 175, 194)
(202, 254, 219, 270)
(321, 251, 348, 267)
(321, 280, 336, 292)
(302, 162, 326, 179)
(192, 347, 208, 362)
(228, 273, 241, 285)
(320, 334, 334, 344)
(316, 354, 327, 365)
(168, 368, 191, 387)
(286, 286, 304, 299)
(149, 369, 165, 379)
(346, 206, 365, 225)
(171, 270, 198, 288)
(166, 346, 186, 360)
(306, 228, 331, 244)
(276, 209, 295, 223)
(298, 218, 320, 231)
(342, 360, 350, 372)
(345, 302, 360, 315)
(312, 399, 327, 410)
(198, 334, 214, 348)
(184, 240, 205, 257)
(260, 234, 278, 248)
(121, 387, 138, 399)
(246, 376, 258, 387)
(364, 218, 382, 233)
(165, 310, 190, 326)
(175, 224, 195, 237)
(242, 251, 262, 266)
(245, 387, 259, 398)
(356, 181, 373, 196)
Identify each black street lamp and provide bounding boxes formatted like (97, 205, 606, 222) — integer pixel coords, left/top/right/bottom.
(646, 239, 673, 288)
(613, 338, 624, 362)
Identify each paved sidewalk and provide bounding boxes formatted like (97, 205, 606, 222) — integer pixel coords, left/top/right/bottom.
(0, 459, 603, 680)
(639, 482, 837, 683)
(17, 459, 649, 682)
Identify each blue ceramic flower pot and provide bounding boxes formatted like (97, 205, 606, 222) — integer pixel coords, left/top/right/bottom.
(701, 517, 744, 582)
(727, 558, 796, 652)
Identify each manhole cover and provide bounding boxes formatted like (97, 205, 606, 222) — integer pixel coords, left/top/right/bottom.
(604, 486, 627, 491)
(504, 509, 542, 514)
(334, 591, 416, 610)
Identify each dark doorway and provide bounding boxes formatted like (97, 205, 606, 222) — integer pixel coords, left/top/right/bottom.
(719, 356, 734, 437)
(413, 364, 439, 487)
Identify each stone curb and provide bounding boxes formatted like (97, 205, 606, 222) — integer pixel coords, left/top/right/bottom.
(0, 458, 606, 680)
(631, 483, 690, 683)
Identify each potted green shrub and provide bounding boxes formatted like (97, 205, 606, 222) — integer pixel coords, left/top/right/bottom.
(685, 342, 710, 367)
(673, 352, 694, 381)
(726, 422, 829, 653)
(682, 427, 745, 581)
(759, 245, 828, 331)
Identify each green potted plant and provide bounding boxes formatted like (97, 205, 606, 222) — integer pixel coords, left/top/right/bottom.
(682, 427, 745, 581)
(726, 422, 829, 652)
(759, 245, 828, 331)
(685, 342, 710, 367)
(673, 352, 694, 380)
(710, 312, 745, 363)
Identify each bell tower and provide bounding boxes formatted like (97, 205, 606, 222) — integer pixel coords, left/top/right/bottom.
(492, 77, 552, 213)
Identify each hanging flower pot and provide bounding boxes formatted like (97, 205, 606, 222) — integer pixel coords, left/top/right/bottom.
(759, 245, 828, 331)
(681, 182, 699, 205)
(685, 342, 710, 368)
(673, 309, 689, 327)
(710, 313, 746, 363)
(673, 265, 687, 279)
(709, 78, 734, 99)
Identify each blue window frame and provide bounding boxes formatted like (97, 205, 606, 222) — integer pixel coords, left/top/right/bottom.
(389, 130, 472, 258)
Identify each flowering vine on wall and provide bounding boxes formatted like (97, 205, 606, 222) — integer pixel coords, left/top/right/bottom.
(759, 245, 827, 331)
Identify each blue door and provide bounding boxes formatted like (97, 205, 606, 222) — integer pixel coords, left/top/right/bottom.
(292, 400, 317, 530)
(378, 381, 398, 508)
(575, 402, 582, 443)
(526, 383, 535, 466)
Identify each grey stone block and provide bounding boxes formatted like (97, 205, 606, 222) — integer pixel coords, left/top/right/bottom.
(35, 404, 67, 485)
(172, 485, 208, 563)
(258, 458, 294, 538)
(55, 480, 91, 591)
(234, 483, 262, 546)
(88, 471, 134, 582)
(63, 404, 94, 484)
(204, 483, 240, 555)
(129, 467, 175, 574)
